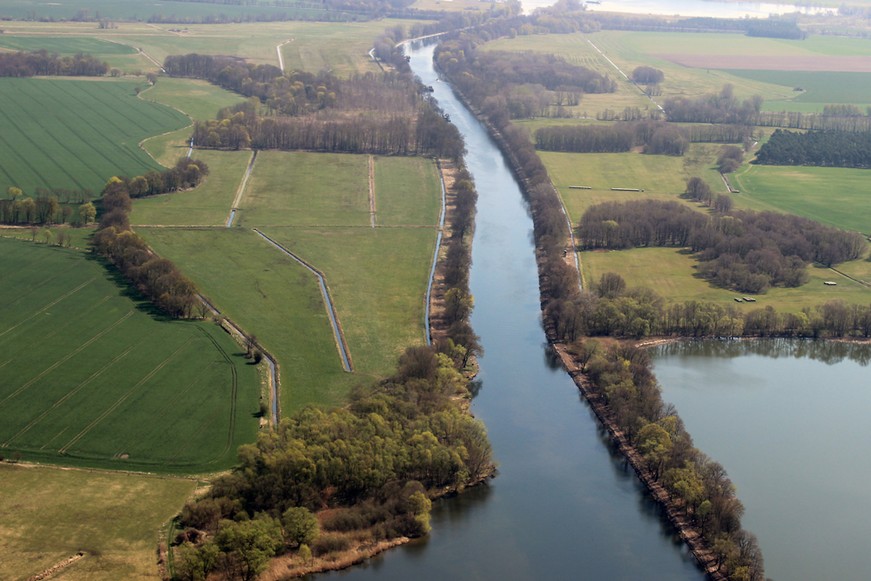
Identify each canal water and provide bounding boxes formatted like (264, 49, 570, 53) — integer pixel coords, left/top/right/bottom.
(329, 42, 703, 580)
(653, 340, 871, 581)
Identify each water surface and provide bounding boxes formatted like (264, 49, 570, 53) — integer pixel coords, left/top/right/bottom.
(328, 41, 703, 581)
(654, 339, 871, 581)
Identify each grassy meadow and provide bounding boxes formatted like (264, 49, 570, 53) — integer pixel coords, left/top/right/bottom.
(0, 77, 188, 195)
(541, 147, 725, 222)
(140, 227, 357, 412)
(132, 150, 252, 226)
(140, 152, 442, 412)
(732, 164, 871, 234)
(140, 77, 245, 122)
(0, 239, 259, 472)
(581, 247, 871, 312)
(0, 463, 196, 581)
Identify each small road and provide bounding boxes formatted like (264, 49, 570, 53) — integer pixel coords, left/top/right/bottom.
(253, 229, 353, 372)
(424, 160, 448, 345)
(226, 150, 258, 228)
(587, 39, 664, 112)
(276, 39, 293, 72)
(368, 155, 377, 228)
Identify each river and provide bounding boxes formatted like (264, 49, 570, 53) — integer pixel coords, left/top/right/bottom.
(653, 340, 871, 581)
(327, 42, 704, 581)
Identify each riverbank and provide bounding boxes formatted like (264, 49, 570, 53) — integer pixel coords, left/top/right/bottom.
(433, 47, 736, 580)
(551, 342, 724, 579)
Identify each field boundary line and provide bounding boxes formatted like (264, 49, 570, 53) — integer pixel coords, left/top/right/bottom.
(0, 310, 134, 408)
(58, 337, 193, 454)
(3, 344, 138, 447)
(253, 228, 354, 373)
(195, 326, 239, 456)
(0, 277, 96, 339)
(226, 150, 258, 227)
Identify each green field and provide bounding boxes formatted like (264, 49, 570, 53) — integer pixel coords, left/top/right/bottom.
(0, 35, 147, 72)
(141, 227, 357, 412)
(581, 247, 871, 312)
(0, 0, 345, 23)
(139, 152, 441, 412)
(540, 147, 725, 223)
(0, 239, 259, 471)
(732, 164, 871, 234)
(0, 463, 195, 581)
(0, 77, 188, 196)
(727, 69, 871, 110)
(140, 77, 245, 122)
(237, 151, 370, 227)
(132, 150, 252, 226)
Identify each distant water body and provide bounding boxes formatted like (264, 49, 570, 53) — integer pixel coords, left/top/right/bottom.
(522, 0, 833, 17)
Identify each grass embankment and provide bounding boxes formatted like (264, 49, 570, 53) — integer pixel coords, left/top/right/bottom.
(0, 239, 259, 471)
(139, 152, 441, 412)
(0, 463, 196, 581)
(0, 77, 188, 195)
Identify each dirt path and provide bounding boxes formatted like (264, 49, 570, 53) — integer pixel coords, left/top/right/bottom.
(424, 160, 449, 344)
(226, 150, 257, 228)
(253, 229, 353, 373)
(276, 39, 293, 72)
(368, 155, 377, 228)
(26, 552, 85, 581)
(587, 39, 663, 112)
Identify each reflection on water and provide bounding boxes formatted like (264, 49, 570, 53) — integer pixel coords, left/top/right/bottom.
(654, 339, 871, 581)
(523, 0, 834, 17)
(653, 337, 871, 366)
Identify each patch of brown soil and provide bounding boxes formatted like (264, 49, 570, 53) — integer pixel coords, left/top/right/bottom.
(659, 53, 871, 72)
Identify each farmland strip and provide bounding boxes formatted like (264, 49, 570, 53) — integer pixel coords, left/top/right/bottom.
(58, 337, 193, 454)
(0, 96, 86, 190)
(19, 81, 115, 185)
(195, 326, 238, 456)
(0, 277, 96, 339)
(0, 310, 134, 408)
(4, 344, 137, 446)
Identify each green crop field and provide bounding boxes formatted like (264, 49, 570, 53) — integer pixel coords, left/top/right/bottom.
(0, 0, 342, 24)
(132, 150, 252, 226)
(0, 463, 195, 581)
(732, 164, 871, 234)
(0, 77, 188, 196)
(0, 239, 259, 471)
(726, 69, 871, 110)
(540, 147, 725, 223)
(140, 227, 357, 412)
(0, 35, 134, 54)
(581, 247, 871, 312)
(374, 155, 442, 226)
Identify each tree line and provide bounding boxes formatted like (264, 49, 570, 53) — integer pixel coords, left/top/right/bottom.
(91, 160, 208, 319)
(535, 121, 751, 155)
(0, 50, 109, 77)
(550, 273, 871, 342)
(0, 187, 96, 227)
(570, 340, 764, 579)
(166, 52, 465, 159)
(171, 344, 494, 580)
(753, 128, 871, 168)
(578, 198, 864, 293)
